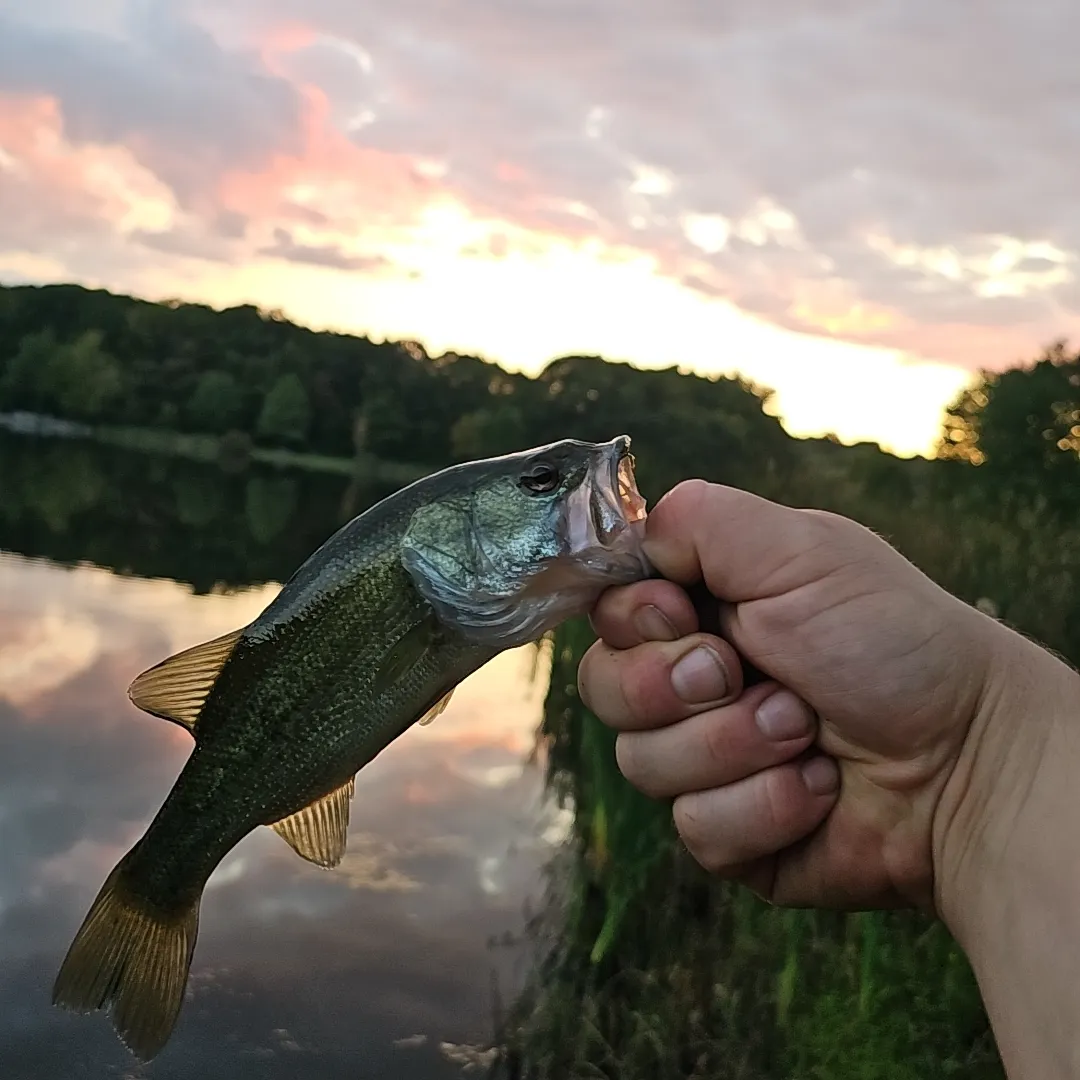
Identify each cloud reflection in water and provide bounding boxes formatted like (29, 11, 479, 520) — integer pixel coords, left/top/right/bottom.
(0, 552, 560, 1078)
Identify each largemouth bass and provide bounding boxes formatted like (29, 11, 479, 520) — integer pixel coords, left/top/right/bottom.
(52, 435, 650, 1060)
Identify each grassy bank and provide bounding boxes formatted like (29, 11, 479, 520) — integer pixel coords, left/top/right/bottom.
(75, 422, 430, 485)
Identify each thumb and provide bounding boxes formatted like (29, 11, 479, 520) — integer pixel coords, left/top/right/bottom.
(642, 480, 863, 604)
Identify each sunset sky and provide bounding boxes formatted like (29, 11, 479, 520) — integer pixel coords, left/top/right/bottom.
(2, 1, 1079, 457)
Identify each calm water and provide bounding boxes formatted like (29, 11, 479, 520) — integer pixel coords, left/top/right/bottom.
(0, 432, 566, 1079)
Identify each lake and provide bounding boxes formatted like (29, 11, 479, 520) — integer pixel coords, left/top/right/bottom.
(0, 431, 567, 1079)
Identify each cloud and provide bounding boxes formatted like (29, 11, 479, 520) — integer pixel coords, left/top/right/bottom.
(0, 3, 303, 202)
(2, 0, 1079, 454)
(259, 226, 393, 272)
(222, 0, 1080, 367)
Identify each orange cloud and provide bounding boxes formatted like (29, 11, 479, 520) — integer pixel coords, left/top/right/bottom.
(216, 83, 435, 240)
(0, 92, 176, 237)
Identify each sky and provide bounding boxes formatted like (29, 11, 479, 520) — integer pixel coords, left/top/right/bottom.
(0, 550, 562, 1076)
(2, 1, 1079, 457)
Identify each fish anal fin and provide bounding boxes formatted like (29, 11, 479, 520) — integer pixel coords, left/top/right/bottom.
(418, 687, 455, 727)
(270, 776, 356, 869)
(52, 856, 200, 1062)
(128, 628, 243, 733)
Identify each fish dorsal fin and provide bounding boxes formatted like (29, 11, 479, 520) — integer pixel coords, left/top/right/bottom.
(269, 777, 356, 869)
(127, 629, 243, 733)
(418, 688, 455, 727)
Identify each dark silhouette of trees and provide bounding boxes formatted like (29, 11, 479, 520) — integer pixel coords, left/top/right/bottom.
(0, 284, 793, 489)
(938, 340, 1080, 507)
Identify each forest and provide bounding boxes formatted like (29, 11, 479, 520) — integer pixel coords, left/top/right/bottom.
(1, 281, 1079, 1078)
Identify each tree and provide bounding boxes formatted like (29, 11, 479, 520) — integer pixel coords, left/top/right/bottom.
(50, 330, 123, 420)
(0, 328, 58, 411)
(938, 341, 1080, 501)
(256, 373, 310, 445)
(0, 328, 121, 420)
(187, 370, 244, 433)
(450, 403, 527, 459)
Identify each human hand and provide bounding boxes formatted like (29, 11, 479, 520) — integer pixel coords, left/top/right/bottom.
(577, 479, 1070, 918)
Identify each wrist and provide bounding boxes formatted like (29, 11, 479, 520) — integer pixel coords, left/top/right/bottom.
(933, 619, 1080, 1077)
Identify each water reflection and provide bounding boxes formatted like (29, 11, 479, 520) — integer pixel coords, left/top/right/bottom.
(0, 435, 563, 1078)
(0, 430, 399, 591)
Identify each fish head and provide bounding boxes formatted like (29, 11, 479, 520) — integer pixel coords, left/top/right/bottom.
(401, 435, 652, 647)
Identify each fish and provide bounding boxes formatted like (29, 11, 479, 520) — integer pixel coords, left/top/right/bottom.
(52, 434, 650, 1061)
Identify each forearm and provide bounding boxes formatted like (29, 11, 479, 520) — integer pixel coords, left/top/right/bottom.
(935, 627, 1080, 1079)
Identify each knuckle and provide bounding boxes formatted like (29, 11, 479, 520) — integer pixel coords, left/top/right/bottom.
(671, 477, 713, 506)
(800, 507, 881, 559)
(789, 507, 848, 555)
(658, 477, 714, 522)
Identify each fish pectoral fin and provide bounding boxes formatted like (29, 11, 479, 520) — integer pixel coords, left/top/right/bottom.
(128, 628, 243, 734)
(269, 776, 356, 869)
(372, 610, 443, 696)
(418, 688, 455, 727)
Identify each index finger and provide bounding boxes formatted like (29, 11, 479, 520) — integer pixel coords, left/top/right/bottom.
(590, 578, 699, 650)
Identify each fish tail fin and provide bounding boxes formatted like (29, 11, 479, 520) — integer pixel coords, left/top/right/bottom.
(52, 855, 201, 1062)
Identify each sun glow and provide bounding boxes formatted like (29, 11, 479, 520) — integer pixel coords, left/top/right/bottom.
(159, 202, 970, 457)
(0, 86, 989, 460)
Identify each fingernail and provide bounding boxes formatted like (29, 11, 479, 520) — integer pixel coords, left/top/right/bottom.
(671, 645, 728, 703)
(755, 689, 814, 741)
(633, 604, 678, 642)
(802, 756, 840, 796)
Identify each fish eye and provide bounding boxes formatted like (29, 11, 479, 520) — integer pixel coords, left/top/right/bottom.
(519, 461, 560, 494)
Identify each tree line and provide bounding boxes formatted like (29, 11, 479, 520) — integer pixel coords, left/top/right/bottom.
(0, 283, 785, 500)
(1, 283, 1077, 506)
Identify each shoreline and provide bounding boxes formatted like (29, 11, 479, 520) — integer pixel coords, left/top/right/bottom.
(0, 411, 430, 486)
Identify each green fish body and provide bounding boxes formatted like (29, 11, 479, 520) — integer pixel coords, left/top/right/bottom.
(53, 435, 650, 1061)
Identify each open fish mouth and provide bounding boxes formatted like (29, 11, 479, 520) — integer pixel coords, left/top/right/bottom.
(614, 439, 647, 526)
(562, 435, 650, 572)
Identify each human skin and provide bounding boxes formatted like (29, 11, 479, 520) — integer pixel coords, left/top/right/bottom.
(577, 479, 1080, 1080)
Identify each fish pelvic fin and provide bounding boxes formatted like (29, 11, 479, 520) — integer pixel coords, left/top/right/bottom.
(270, 776, 356, 869)
(418, 687, 455, 726)
(52, 857, 201, 1062)
(128, 628, 243, 734)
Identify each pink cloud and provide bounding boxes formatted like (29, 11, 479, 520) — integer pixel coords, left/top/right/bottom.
(2, 0, 1078, 391)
